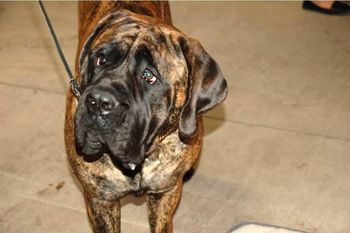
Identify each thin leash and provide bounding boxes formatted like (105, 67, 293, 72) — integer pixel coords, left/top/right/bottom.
(37, 0, 81, 99)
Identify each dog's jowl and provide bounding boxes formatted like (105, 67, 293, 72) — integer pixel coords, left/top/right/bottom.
(64, 2, 227, 233)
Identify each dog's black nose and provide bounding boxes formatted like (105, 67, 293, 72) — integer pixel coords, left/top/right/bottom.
(86, 89, 119, 115)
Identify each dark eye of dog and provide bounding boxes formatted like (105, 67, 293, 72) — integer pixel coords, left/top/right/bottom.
(96, 53, 107, 66)
(141, 69, 157, 84)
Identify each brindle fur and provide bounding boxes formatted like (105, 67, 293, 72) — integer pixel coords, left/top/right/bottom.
(65, 1, 226, 233)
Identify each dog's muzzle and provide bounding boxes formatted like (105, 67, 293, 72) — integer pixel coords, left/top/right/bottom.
(74, 83, 146, 175)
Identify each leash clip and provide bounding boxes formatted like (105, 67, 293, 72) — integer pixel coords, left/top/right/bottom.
(70, 79, 81, 98)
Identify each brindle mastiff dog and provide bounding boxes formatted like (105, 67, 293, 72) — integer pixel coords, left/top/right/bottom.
(65, 1, 227, 232)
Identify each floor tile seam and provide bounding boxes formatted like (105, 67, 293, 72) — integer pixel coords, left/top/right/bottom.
(182, 189, 229, 203)
(14, 196, 153, 230)
(15, 194, 85, 213)
(204, 116, 350, 143)
(205, 203, 230, 231)
(323, 102, 345, 140)
(179, 190, 233, 230)
(0, 81, 66, 96)
(0, 44, 77, 50)
(15, 194, 149, 229)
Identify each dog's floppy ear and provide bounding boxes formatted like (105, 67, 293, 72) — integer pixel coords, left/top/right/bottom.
(178, 37, 227, 143)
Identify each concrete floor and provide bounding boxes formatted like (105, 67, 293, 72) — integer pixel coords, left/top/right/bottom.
(1, 2, 350, 233)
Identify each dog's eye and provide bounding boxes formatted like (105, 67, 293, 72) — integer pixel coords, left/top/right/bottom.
(141, 69, 157, 84)
(96, 53, 107, 66)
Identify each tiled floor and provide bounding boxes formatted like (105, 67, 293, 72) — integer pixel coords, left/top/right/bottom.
(1, 2, 349, 233)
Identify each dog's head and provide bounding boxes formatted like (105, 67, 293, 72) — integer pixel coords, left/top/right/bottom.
(74, 11, 227, 174)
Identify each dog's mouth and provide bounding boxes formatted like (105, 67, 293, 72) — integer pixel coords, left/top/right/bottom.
(76, 130, 105, 162)
(76, 129, 146, 176)
(86, 131, 103, 149)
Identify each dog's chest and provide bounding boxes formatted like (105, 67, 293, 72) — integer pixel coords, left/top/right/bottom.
(87, 131, 190, 199)
(140, 131, 190, 193)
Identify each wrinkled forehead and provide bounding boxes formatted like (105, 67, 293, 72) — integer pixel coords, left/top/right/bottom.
(89, 11, 183, 54)
(90, 20, 141, 51)
(82, 12, 188, 79)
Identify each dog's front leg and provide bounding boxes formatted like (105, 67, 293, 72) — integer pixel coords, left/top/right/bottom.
(147, 180, 183, 233)
(85, 194, 121, 233)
